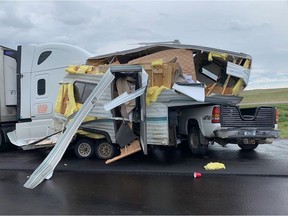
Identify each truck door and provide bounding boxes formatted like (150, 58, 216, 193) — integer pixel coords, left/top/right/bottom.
(31, 73, 54, 118)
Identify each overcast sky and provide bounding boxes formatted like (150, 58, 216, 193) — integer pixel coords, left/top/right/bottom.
(1, 0, 287, 90)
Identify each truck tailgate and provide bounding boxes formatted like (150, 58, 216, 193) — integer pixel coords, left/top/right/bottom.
(221, 106, 275, 128)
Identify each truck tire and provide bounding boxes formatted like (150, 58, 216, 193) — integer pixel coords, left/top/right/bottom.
(188, 127, 208, 155)
(95, 141, 115, 160)
(0, 130, 9, 152)
(0, 130, 4, 151)
(238, 144, 258, 151)
(74, 138, 95, 159)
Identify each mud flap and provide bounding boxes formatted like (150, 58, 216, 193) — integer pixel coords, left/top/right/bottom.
(105, 140, 142, 164)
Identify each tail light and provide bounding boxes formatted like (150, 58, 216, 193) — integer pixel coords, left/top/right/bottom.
(212, 106, 220, 123)
(275, 108, 279, 124)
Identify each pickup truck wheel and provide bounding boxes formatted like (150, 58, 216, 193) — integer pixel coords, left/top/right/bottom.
(95, 141, 115, 160)
(74, 139, 94, 159)
(238, 144, 259, 150)
(188, 127, 208, 155)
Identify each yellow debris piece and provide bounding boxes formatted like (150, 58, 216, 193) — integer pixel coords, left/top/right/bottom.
(54, 83, 77, 116)
(66, 65, 79, 73)
(208, 52, 228, 61)
(204, 162, 226, 170)
(243, 59, 251, 69)
(77, 65, 93, 74)
(232, 78, 244, 95)
(55, 84, 104, 139)
(77, 129, 105, 139)
(146, 85, 169, 105)
(151, 59, 163, 67)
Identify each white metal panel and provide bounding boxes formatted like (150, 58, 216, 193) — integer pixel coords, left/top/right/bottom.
(227, 61, 250, 85)
(4, 55, 17, 105)
(7, 119, 53, 146)
(172, 83, 205, 102)
(0, 49, 17, 121)
(0, 49, 4, 120)
(19, 68, 31, 119)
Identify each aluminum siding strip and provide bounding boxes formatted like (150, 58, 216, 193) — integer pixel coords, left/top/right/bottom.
(24, 71, 115, 189)
(146, 102, 169, 145)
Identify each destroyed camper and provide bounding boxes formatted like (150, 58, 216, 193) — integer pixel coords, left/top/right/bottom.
(20, 44, 279, 160)
(23, 43, 280, 189)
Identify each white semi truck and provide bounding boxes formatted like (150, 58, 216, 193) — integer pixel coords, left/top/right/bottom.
(0, 43, 92, 151)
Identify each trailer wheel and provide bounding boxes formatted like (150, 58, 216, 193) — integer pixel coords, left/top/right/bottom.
(74, 138, 95, 159)
(95, 141, 115, 160)
(188, 127, 208, 155)
(238, 144, 258, 151)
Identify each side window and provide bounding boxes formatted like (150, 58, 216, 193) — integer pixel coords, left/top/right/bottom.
(74, 82, 96, 103)
(37, 79, 46, 95)
(37, 51, 52, 65)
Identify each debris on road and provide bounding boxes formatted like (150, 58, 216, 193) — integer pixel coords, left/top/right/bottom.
(194, 172, 202, 178)
(204, 162, 226, 170)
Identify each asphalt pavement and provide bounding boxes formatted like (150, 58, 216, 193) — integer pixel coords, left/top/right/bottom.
(0, 139, 288, 215)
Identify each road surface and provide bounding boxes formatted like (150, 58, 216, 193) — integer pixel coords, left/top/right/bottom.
(0, 139, 287, 215)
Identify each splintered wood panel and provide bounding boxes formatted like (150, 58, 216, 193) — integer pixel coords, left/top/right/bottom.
(128, 49, 196, 79)
(142, 63, 175, 88)
(162, 64, 174, 88)
(152, 67, 163, 87)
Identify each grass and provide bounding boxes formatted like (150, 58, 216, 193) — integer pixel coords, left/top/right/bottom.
(240, 88, 288, 138)
(276, 104, 288, 138)
(240, 88, 288, 104)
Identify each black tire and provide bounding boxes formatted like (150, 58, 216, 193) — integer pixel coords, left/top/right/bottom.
(188, 127, 208, 155)
(95, 141, 115, 160)
(74, 138, 95, 159)
(238, 144, 258, 151)
(0, 130, 4, 151)
(0, 130, 8, 152)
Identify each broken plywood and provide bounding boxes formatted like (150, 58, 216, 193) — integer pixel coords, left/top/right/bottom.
(128, 49, 196, 80)
(105, 139, 142, 164)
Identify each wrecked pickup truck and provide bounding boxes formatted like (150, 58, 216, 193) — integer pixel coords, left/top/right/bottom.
(12, 43, 280, 160)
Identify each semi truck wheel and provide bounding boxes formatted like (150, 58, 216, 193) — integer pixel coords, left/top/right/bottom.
(0, 130, 9, 152)
(188, 127, 208, 155)
(74, 138, 95, 159)
(95, 141, 115, 160)
(238, 144, 258, 150)
(0, 130, 3, 151)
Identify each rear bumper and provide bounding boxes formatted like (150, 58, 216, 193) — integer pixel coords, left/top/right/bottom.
(214, 128, 280, 139)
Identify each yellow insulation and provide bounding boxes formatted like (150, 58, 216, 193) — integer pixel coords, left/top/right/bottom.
(146, 85, 169, 105)
(204, 162, 226, 170)
(55, 83, 104, 139)
(208, 52, 228, 61)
